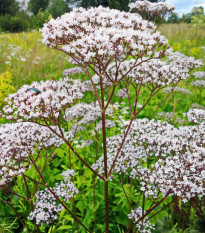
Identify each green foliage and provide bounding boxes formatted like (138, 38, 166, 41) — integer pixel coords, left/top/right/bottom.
(0, 0, 19, 16)
(28, 0, 50, 15)
(153, 215, 179, 233)
(0, 32, 70, 88)
(181, 6, 205, 24)
(30, 10, 51, 29)
(191, 7, 205, 25)
(166, 5, 205, 24)
(107, 0, 130, 12)
(0, 218, 19, 233)
(80, 0, 164, 11)
(80, 0, 109, 8)
(0, 13, 31, 32)
(167, 13, 180, 24)
(0, 71, 15, 106)
(192, 6, 204, 16)
(48, 0, 71, 19)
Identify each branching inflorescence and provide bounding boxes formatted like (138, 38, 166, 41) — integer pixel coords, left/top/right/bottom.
(129, 0, 175, 22)
(0, 122, 68, 180)
(0, 1, 204, 232)
(29, 169, 78, 225)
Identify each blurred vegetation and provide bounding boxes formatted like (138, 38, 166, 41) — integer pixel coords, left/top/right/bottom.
(1, 0, 205, 32)
(167, 6, 205, 24)
(0, 71, 15, 105)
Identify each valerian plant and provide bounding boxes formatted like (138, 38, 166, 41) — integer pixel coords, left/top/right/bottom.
(0, 1, 204, 232)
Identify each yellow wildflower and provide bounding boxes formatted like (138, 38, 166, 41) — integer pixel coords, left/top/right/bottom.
(0, 71, 15, 105)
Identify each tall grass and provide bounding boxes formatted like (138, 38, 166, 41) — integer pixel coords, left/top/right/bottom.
(160, 23, 205, 63)
(0, 24, 204, 89)
(0, 31, 73, 88)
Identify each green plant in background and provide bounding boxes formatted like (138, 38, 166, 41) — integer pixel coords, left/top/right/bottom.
(30, 10, 52, 29)
(0, 71, 15, 106)
(0, 13, 31, 33)
(191, 7, 205, 25)
(0, 218, 18, 233)
(171, 39, 203, 58)
(0, 32, 71, 88)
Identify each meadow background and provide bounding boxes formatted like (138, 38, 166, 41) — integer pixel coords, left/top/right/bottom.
(0, 0, 205, 232)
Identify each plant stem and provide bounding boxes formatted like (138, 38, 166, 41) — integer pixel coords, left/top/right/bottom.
(93, 131, 99, 232)
(29, 155, 92, 233)
(125, 193, 171, 233)
(149, 83, 178, 119)
(108, 115, 135, 178)
(10, 202, 25, 228)
(182, 199, 192, 233)
(100, 75, 110, 233)
(42, 121, 104, 180)
(23, 175, 41, 233)
(173, 95, 176, 124)
(108, 91, 156, 178)
(148, 197, 178, 221)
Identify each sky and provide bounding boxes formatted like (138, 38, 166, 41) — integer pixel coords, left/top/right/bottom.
(166, 0, 205, 15)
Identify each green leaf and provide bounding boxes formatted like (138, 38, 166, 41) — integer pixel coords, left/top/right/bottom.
(56, 225, 72, 231)
(116, 214, 128, 226)
(56, 148, 67, 158)
(76, 199, 85, 214)
(48, 225, 56, 233)
(0, 202, 5, 216)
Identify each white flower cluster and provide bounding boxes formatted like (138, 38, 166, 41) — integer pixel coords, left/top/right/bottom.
(157, 111, 174, 121)
(163, 87, 192, 95)
(92, 74, 113, 88)
(193, 71, 205, 79)
(128, 208, 155, 233)
(175, 118, 187, 125)
(1, 78, 85, 121)
(29, 169, 78, 225)
(71, 124, 86, 135)
(63, 67, 86, 76)
(64, 102, 113, 125)
(134, 122, 205, 201)
(82, 80, 98, 92)
(141, 149, 205, 202)
(0, 122, 67, 180)
(41, 6, 170, 65)
(96, 120, 115, 131)
(129, 0, 175, 18)
(191, 80, 205, 88)
(91, 52, 201, 88)
(93, 118, 205, 201)
(0, 179, 7, 187)
(93, 119, 178, 176)
(74, 139, 93, 149)
(167, 52, 203, 70)
(116, 89, 128, 99)
(157, 112, 186, 125)
(185, 108, 205, 124)
(78, 104, 113, 125)
(64, 103, 93, 121)
(61, 169, 75, 181)
(191, 103, 205, 110)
